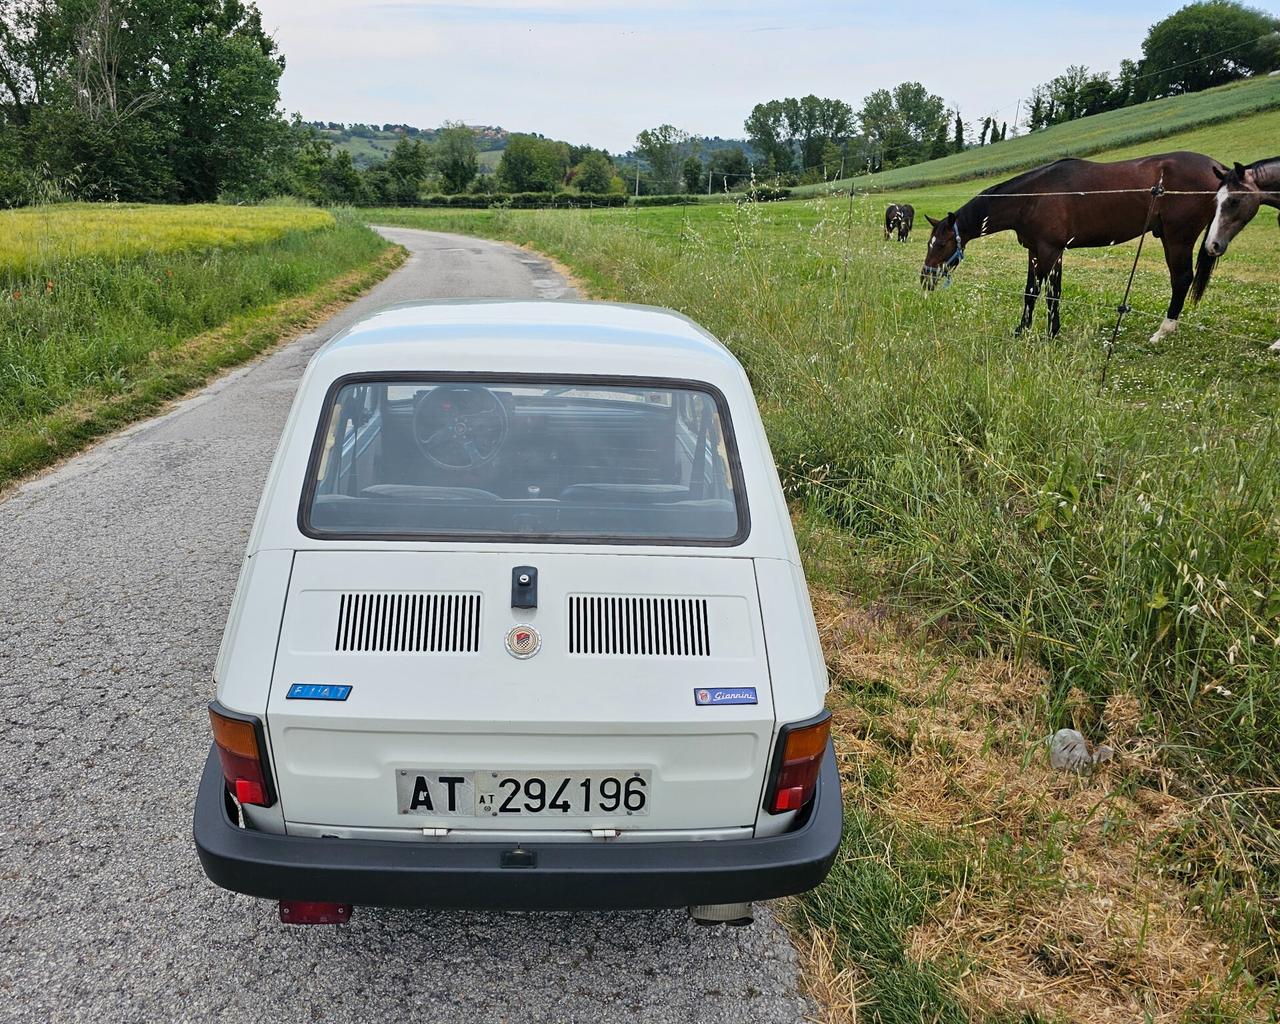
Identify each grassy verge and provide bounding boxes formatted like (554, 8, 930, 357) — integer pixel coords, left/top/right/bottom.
(364, 200, 1279, 1019)
(0, 207, 401, 487)
(794, 75, 1280, 196)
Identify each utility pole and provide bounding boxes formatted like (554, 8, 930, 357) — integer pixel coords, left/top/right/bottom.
(635, 163, 640, 198)
(707, 168, 712, 195)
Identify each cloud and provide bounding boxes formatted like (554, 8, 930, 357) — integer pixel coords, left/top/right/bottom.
(257, 0, 1172, 152)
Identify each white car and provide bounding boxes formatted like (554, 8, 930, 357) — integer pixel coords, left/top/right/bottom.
(195, 301, 841, 926)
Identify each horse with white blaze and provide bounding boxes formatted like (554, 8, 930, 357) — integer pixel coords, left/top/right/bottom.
(1204, 157, 1280, 353)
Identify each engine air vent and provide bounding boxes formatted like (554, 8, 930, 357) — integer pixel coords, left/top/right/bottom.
(336, 593, 481, 653)
(568, 596, 710, 656)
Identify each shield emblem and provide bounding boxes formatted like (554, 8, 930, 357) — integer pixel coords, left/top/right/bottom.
(505, 623, 541, 659)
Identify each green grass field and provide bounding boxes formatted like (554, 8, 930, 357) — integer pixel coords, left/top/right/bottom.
(365, 183, 1280, 1019)
(0, 203, 334, 276)
(794, 74, 1280, 196)
(0, 205, 398, 485)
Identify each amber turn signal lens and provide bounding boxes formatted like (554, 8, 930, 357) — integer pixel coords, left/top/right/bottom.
(209, 709, 259, 759)
(767, 713, 831, 815)
(782, 716, 830, 761)
(209, 704, 275, 807)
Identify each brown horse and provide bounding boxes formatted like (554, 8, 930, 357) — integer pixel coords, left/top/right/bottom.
(920, 152, 1225, 340)
(884, 203, 914, 242)
(1204, 157, 1280, 351)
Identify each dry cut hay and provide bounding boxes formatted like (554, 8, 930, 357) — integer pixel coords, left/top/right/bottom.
(810, 589, 1256, 1024)
(793, 926, 865, 1024)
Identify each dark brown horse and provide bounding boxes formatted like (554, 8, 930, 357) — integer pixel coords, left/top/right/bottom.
(1203, 157, 1280, 352)
(884, 203, 914, 242)
(1204, 158, 1280, 255)
(920, 152, 1225, 340)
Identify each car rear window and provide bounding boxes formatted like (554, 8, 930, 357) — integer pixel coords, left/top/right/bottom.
(300, 376, 748, 544)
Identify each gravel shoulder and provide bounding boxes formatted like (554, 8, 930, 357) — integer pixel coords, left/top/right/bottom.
(0, 227, 813, 1024)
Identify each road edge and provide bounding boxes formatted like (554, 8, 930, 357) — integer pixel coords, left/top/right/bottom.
(0, 243, 406, 497)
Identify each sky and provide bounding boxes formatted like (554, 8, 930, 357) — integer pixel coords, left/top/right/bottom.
(255, 0, 1231, 153)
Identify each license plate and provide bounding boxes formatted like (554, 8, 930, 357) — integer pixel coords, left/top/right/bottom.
(396, 770, 651, 817)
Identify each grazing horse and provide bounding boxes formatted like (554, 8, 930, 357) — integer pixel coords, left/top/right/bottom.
(920, 152, 1225, 340)
(1203, 157, 1280, 352)
(884, 203, 914, 241)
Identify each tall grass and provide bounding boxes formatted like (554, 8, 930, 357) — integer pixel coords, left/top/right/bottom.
(367, 198, 1280, 968)
(0, 207, 392, 481)
(794, 75, 1280, 195)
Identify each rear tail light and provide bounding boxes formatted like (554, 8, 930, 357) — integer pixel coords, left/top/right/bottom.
(209, 702, 276, 808)
(765, 712, 831, 815)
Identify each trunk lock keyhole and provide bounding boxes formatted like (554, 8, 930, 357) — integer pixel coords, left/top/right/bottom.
(512, 566, 538, 609)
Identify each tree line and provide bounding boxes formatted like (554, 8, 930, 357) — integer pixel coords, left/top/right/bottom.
(2, 0, 1276, 208)
(1026, 1, 1278, 129)
(738, 2, 1279, 179)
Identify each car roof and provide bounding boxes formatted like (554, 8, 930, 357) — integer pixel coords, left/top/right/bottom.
(307, 301, 744, 384)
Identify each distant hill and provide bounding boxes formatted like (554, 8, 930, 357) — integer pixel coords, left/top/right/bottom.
(306, 122, 512, 169)
(309, 122, 759, 171)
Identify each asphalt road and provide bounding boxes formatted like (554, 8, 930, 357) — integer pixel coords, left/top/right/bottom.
(0, 228, 813, 1023)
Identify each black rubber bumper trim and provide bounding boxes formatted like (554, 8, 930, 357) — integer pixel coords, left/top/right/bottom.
(193, 740, 843, 910)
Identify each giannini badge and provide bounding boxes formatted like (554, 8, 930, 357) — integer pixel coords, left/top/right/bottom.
(505, 624, 541, 659)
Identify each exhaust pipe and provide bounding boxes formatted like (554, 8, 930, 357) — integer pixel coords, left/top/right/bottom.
(687, 902, 753, 927)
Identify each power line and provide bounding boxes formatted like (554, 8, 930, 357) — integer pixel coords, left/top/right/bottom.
(1132, 31, 1278, 82)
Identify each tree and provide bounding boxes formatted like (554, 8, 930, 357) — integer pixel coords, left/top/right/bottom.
(859, 82, 946, 168)
(743, 101, 791, 172)
(1141, 0, 1280, 96)
(1077, 73, 1118, 117)
(0, 0, 289, 203)
(929, 119, 949, 159)
(1026, 90, 1047, 131)
(317, 148, 366, 205)
(165, 1, 287, 201)
(786, 94, 854, 170)
(496, 133, 569, 191)
(1114, 58, 1144, 106)
(681, 154, 703, 193)
(634, 123, 690, 192)
(978, 117, 991, 145)
(707, 146, 749, 190)
(953, 112, 965, 153)
(573, 149, 613, 193)
(433, 121, 477, 193)
(819, 139, 843, 179)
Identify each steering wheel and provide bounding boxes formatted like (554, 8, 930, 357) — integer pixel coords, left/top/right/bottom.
(412, 385, 509, 471)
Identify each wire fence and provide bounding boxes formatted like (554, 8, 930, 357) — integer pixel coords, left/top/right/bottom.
(605, 183, 1280, 365)
(826, 184, 1280, 199)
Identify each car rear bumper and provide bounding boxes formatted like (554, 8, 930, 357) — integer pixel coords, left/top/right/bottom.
(193, 741, 843, 910)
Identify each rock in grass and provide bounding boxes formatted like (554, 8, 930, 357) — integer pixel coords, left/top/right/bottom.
(1049, 728, 1114, 771)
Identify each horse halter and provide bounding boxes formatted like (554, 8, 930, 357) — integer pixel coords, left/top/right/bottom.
(939, 221, 965, 286)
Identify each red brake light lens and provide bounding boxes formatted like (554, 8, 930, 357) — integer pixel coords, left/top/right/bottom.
(767, 714, 831, 815)
(210, 704, 275, 807)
